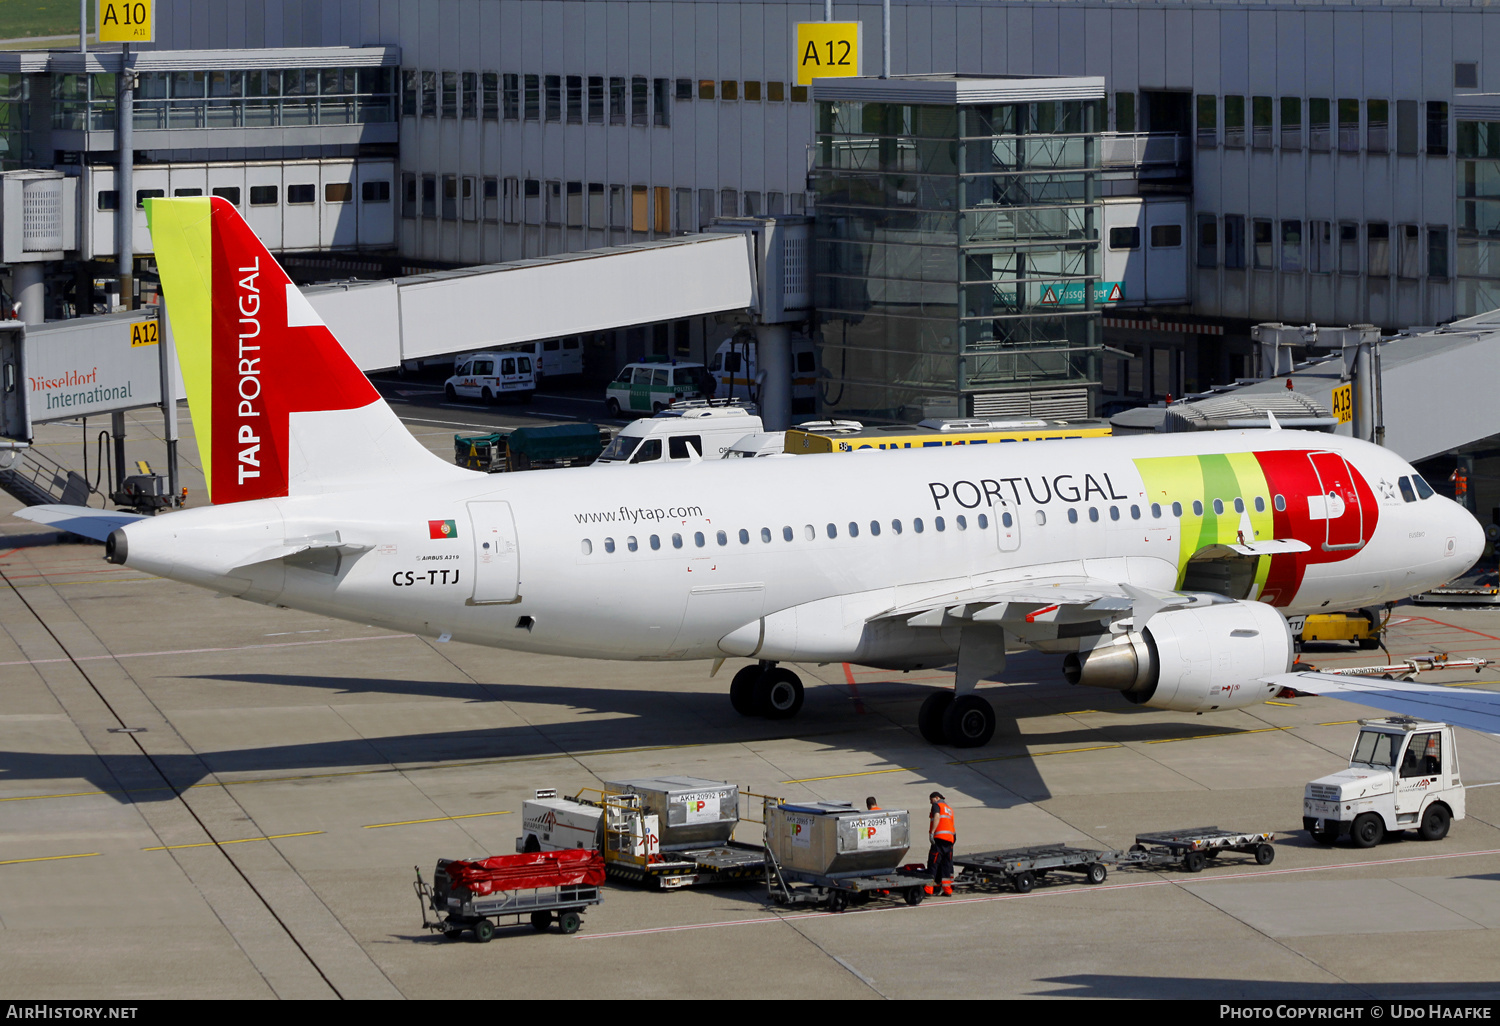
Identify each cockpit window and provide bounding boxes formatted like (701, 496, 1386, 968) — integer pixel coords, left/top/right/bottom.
(1412, 474, 1435, 499)
(1398, 476, 1416, 503)
(1351, 730, 1400, 767)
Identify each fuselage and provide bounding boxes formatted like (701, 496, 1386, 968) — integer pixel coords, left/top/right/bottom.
(114, 429, 1484, 665)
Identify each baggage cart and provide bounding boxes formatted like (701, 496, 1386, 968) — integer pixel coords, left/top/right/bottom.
(1122, 827, 1276, 873)
(414, 850, 604, 942)
(952, 843, 1120, 894)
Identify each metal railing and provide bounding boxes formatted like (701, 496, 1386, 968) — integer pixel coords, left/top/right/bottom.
(0, 443, 92, 507)
(1100, 132, 1187, 169)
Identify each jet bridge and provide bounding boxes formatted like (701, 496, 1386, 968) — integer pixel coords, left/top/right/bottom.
(302, 232, 759, 373)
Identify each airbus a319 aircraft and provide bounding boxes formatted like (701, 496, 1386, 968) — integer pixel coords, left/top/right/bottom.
(20, 198, 1494, 747)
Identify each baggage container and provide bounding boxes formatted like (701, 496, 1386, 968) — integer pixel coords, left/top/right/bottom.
(765, 801, 909, 878)
(605, 775, 739, 851)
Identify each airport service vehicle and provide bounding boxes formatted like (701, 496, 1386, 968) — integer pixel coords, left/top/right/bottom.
(415, 850, 604, 941)
(1303, 718, 1466, 847)
(605, 359, 710, 417)
(21, 197, 1496, 753)
(516, 780, 766, 889)
(593, 402, 761, 466)
(503, 337, 584, 381)
(722, 431, 789, 459)
(709, 336, 819, 408)
(454, 425, 606, 473)
(1296, 609, 1384, 650)
(783, 417, 1113, 454)
(443, 351, 535, 405)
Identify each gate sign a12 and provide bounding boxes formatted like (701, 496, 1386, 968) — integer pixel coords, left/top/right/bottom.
(795, 22, 862, 86)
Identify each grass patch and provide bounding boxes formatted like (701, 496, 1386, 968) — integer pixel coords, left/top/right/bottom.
(0, 0, 95, 42)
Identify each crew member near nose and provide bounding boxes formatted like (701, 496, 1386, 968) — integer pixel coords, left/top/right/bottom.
(927, 791, 955, 896)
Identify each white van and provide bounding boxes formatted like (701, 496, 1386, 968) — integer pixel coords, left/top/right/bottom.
(710, 337, 820, 408)
(444, 352, 536, 405)
(505, 337, 585, 381)
(593, 403, 763, 466)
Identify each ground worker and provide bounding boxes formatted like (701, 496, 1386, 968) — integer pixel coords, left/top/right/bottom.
(865, 797, 881, 811)
(1451, 467, 1470, 509)
(927, 791, 955, 896)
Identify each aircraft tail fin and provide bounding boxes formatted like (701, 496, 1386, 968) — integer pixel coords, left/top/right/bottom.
(146, 196, 459, 504)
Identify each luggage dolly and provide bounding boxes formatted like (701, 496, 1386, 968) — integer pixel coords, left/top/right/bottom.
(952, 844, 1119, 894)
(414, 864, 602, 942)
(763, 844, 932, 913)
(1122, 827, 1276, 873)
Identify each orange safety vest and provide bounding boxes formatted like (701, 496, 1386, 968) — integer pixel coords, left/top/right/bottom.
(868, 805, 882, 811)
(931, 801, 955, 842)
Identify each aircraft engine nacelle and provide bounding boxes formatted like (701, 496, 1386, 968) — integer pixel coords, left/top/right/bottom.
(1062, 599, 1293, 713)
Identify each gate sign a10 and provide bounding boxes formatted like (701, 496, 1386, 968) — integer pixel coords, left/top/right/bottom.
(795, 22, 861, 86)
(98, 0, 154, 44)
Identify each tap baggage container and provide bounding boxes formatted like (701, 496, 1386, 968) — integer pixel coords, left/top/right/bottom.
(766, 801, 910, 878)
(516, 789, 606, 853)
(604, 776, 739, 851)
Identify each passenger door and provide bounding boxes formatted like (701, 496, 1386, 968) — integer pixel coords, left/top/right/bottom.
(1307, 451, 1365, 551)
(994, 497, 1021, 552)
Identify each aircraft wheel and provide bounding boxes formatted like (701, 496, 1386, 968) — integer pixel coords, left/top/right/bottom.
(943, 695, 995, 748)
(1351, 813, 1385, 849)
(755, 668, 804, 719)
(917, 692, 953, 744)
(606, 398, 621, 418)
(729, 665, 762, 717)
(1418, 804, 1451, 841)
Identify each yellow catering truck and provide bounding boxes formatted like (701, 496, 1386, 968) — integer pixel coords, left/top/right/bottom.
(783, 418, 1113, 454)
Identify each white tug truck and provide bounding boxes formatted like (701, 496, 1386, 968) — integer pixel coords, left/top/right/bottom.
(1303, 717, 1466, 848)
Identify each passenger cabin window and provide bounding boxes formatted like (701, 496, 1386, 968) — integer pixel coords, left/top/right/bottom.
(761, 528, 772, 543)
(1193, 500, 1204, 516)
(1088, 507, 1099, 522)
(1399, 477, 1417, 502)
(849, 521, 860, 537)
(1233, 498, 1245, 513)
(1035, 511, 1046, 525)
(870, 521, 881, 536)
(782, 526, 793, 541)
(627, 536, 638, 551)
(892, 520, 903, 534)
(604, 538, 615, 553)
(1212, 499, 1224, 515)
(1151, 503, 1161, 518)
(935, 517, 946, 531)
(1172, 502, 1183, 517)
(826, 523, 837, 539)
(1274, 494, 1287, 511)
(581, 539, 592, 554)
(978, 514, 989, 529)
(1067, 509, 1078, 524)
(650, 535, 661, 550)
(914, 519, 925, 533)
(672, 533, 683, 548)
(1254, 497, 1266, 512)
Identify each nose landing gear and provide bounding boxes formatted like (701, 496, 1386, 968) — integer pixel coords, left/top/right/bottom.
(729, 662, 805, 719)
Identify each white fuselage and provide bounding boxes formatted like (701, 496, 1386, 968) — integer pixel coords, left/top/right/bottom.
(116, 429, 1483, 666)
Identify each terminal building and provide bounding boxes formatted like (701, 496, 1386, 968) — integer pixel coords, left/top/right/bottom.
(4, 0, 1500, 421)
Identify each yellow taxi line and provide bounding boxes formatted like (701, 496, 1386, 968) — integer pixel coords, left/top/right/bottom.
(364, 811, 511, 829)
(782, 767, 915, 784)
(950, 743, 1122, 766)
(143, 830, 324, 852)
(0, 852, 101, 865)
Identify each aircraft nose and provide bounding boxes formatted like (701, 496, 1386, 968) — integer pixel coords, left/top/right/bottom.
(1452, 500, 1486, 572)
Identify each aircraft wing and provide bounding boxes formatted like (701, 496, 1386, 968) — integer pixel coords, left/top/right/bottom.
(870, 579, 1197, 643)
(12, 504, 146, 542)
(1266, 671, 1500, 737)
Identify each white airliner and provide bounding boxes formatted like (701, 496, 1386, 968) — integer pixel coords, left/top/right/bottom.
(19, 198, 1495, 747)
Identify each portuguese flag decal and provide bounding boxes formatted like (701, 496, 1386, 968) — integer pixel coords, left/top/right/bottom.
(429, 519, 458, 540)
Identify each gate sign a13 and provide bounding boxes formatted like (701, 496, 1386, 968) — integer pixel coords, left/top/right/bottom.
(796, 22, 861, 86)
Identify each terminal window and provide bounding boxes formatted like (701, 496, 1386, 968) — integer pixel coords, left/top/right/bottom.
(483, 72, 498, 119)
(421, 71, 436, 117)
(566, 182, 583, 228)
(767, 81, 784, 102)
(632, 76, 648, 126)
(1308, 221, 1332, 273)
(1456, 62, 1479, 90)
(1428, 101, 1449, 155)
(1339, 222, 1360, 274)
(1150, 224, 1182, 249)
(698, 79, 714, 100)
(483, 177, 498, 222)
(1396, 100, 1418, 155)
(790, 85, 807, 102)
(567, 75, 582, 123)
(1196, 94, 1216, 146)
(1280, 220, 1302, 272)
(744, 81, 762, 102)
(1367, 222, 1390, 277)
(588, 183, 604, 229)
(402, 70, 418, 116)
(443, 175, 459, 220)
(1223, 95, 1244, 147)
(287, 183, 315, 205)
(251, 185, 278, 206)
(653, 78, 669, 125)
(1195, 215, 1217, 267)
(610, 77, 626, 125)
(173, 188, 202, 197)
(1338, 98, 1359, 152)
(402, 175, 416, 218)
(546, 75, 561, 122)
(462, 72, 477, 118)
(1281, 97, 1301, 149)
(1428, 227, 1449, 278)
(1109, 226, 1140, 250)
(422, 175, 436, 218)
(1367, 99, 1389, 153)
(1222, 215, 1245, 269)
(721, 81, 738, 101)
(135, 189, 164, 209)
(1252, 219, 1273, 269)
(1397, 224, 1420, 279)
(1309, 98, 1330, 151)
(525, 74, 539, 120)
(588, 76, 604, 122)
(362, 181, 389, 203)
(1252, 96, 1272, 148)
(212, 186, 240, 206)
(675, 79, 692, 100)
(503, 73, 519, 119)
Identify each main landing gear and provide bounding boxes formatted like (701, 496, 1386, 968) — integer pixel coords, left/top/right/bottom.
(729, 662, 805, 720)
(917, 691, 996, 749)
